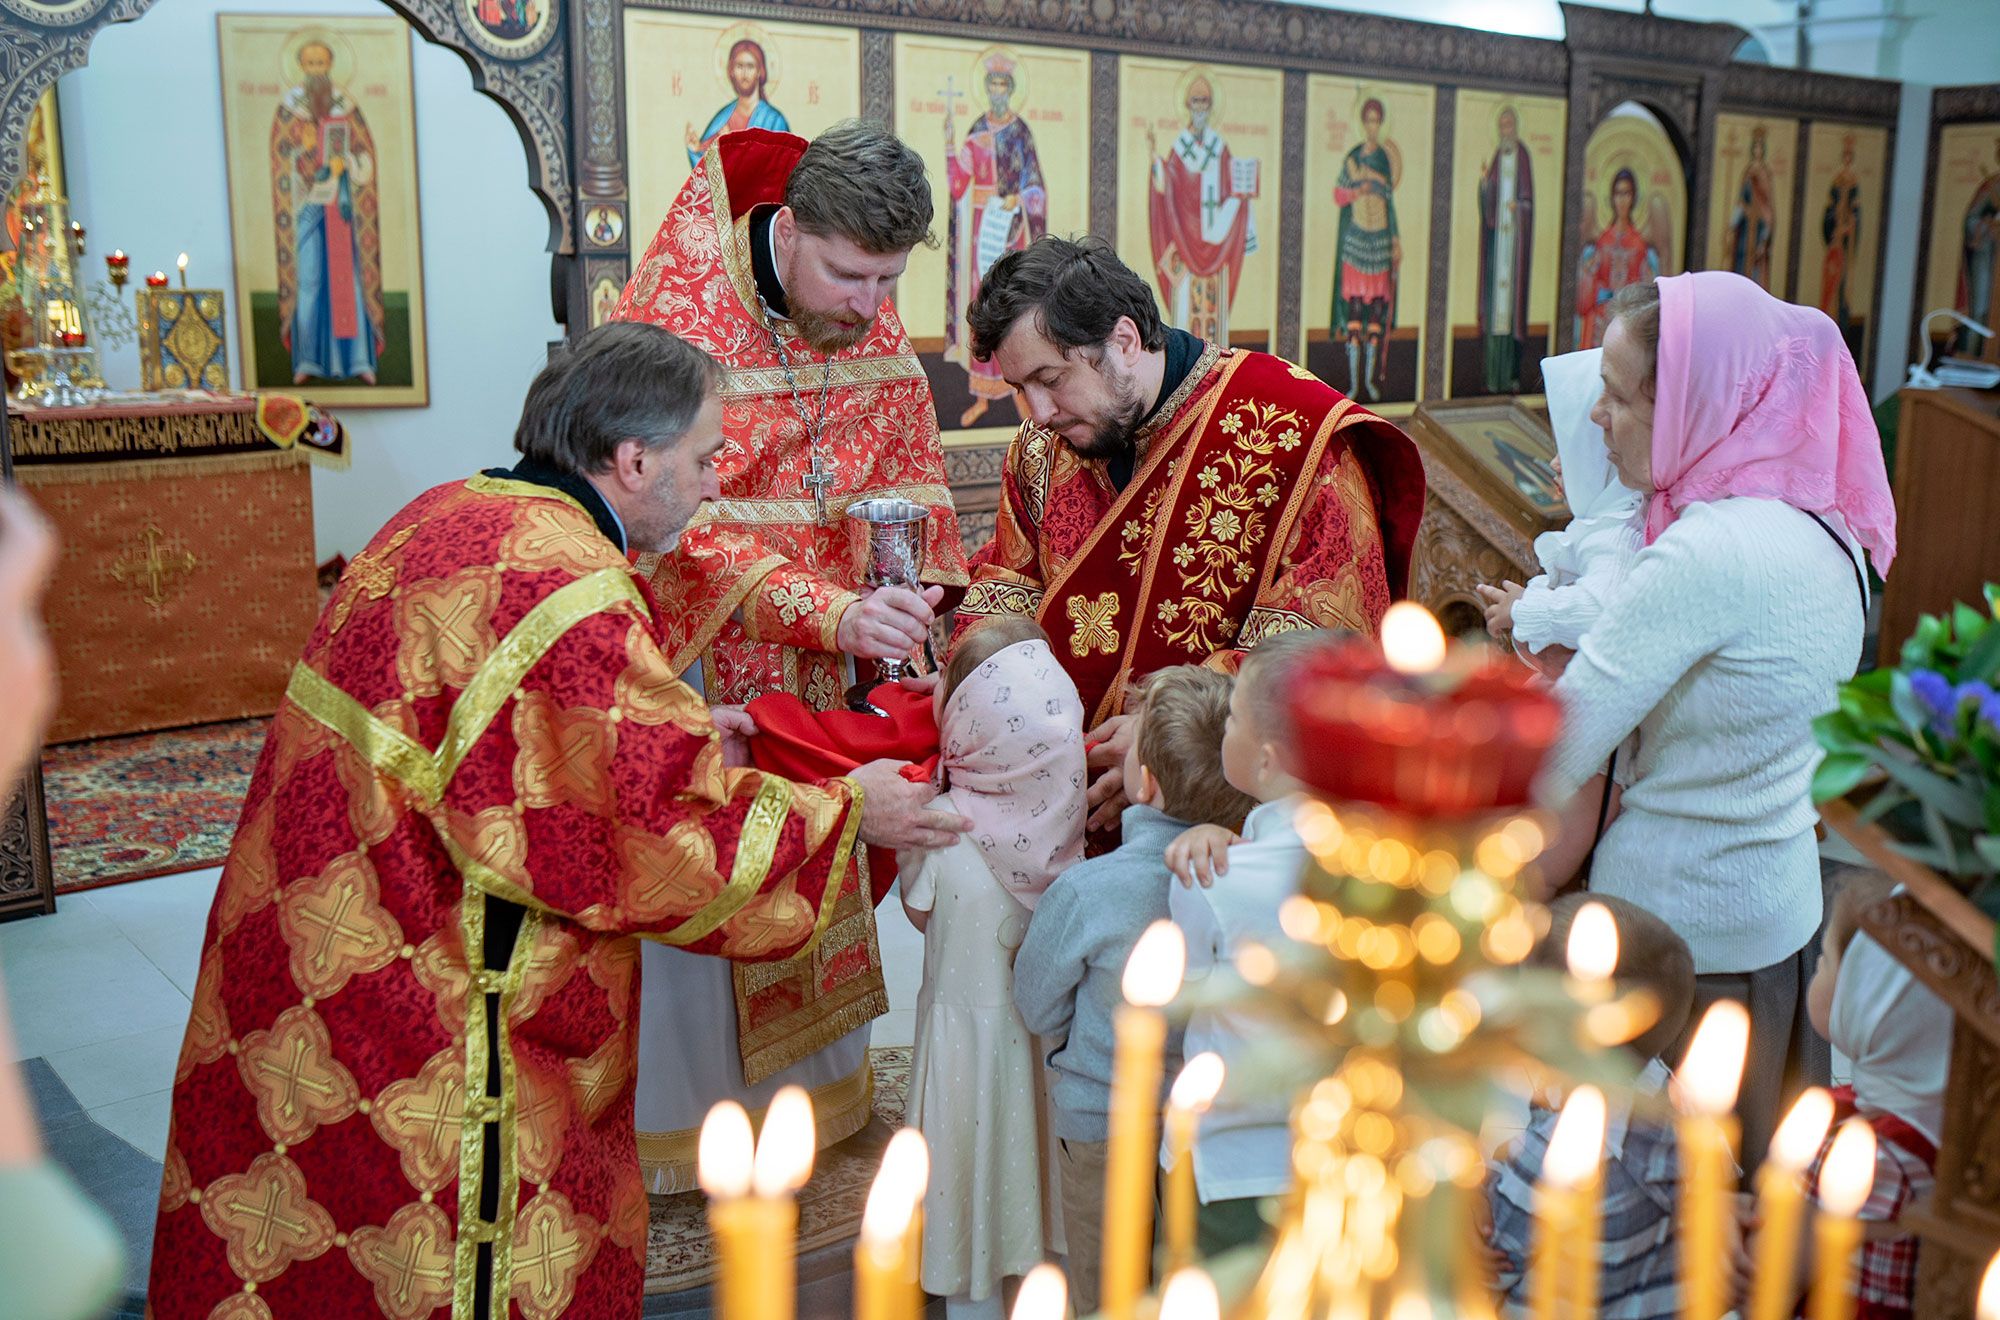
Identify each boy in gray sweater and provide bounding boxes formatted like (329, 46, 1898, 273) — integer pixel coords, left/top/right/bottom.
(1013, 665, 1255, 1314)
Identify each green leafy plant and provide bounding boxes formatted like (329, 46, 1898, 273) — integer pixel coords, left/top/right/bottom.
(1812, 583, 2000, 916)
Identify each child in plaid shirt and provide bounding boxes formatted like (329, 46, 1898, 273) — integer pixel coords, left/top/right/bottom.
(1484, 893, 1698, 1319)
(1791, 875, 1953, 1320)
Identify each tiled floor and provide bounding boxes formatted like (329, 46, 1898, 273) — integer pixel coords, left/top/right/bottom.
(0, 865, 930, 1308)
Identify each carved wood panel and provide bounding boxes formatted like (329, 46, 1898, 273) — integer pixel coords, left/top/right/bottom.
(1408, 491, 1518, 637)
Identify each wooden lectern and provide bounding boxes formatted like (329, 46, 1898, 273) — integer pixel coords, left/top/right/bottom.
(1879, 387, 2000, 667)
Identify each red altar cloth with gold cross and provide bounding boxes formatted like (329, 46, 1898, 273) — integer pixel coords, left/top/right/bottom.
(956, 346, 1424, 724)
(8, 393, 335, 742)
(615, 129, 968, 1085)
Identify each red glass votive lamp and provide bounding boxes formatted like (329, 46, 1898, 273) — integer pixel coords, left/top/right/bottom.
(145, 271, 169, 289)
(1284, 613, 1562, 818)
(58, 331, 87, 349)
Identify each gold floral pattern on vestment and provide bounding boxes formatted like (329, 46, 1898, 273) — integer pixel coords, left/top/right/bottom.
(565, 1033, 629, 1125)
(373, 1047, 469, 1193)
(499, 501, 626, 578)
(347, 1200, 457, 1320)
(198, 1151, 337, 1284)
(585, 939, 639, 1022)
(1154, 398, 1307, 653)
(617, 821, 725, 928)
(507, 920, 581, 1025)
(1067, 591, 1122, 658)
(394, 566, 503, 700)
(510, 1190, 601, 1320)
(214, 802, 278, 939)
(412, 927, 472, 1035)
(514, 1061, 569, 1186)
(329, 524, 418, 636)
(178, 952, 231, 1082)
(277, 851, 405, 1000)
(160, 1139, 193, 1215)
(511, 691, 619, 817)
(237, 1004, 362, 1146)
(614, 622, 702, 727)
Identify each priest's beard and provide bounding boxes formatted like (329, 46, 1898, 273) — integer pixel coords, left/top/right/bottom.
(781, 249, 873, 355)
(1062, 355, 1151, 460)
(1190, 111, 1210, 136)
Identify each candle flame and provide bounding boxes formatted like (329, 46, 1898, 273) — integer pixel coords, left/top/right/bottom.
(1011, 1264, 1068, 1320)
(751, 1085, 816, 1197)
(1158, 1267, 1220, 1320)
(1978, 1249, 2000, 1320)
(1678, 999, 1750, 1116)
(1381, 602, 1446, 675)
(1542, 1085, 1607, 1189)
(696, 1101, 753, 1199)
(1769, 1087, 1836, 1172)
(1386, 1292, 1435, 1320)
(1169, 1052, 1226, 1114)
(860, 1129, 927, 1246)
(1566, 901, 1619, 983)
(1122, 920, 1186, 1007)
(177, 252, 188, 270)
(1818, 1119, 1877, 1217)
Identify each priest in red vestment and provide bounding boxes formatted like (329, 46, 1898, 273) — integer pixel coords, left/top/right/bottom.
(955, 236, 1424, 830)
(612, 121, 968, 1188)
(146, 323, 957, 1320)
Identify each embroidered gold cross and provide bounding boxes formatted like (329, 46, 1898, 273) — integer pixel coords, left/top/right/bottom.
(110, 525, 198, 608)
(295, 886, 376, 975)
(251, 1035, 342, 1123)
(515, 1210, 589, 1297)
(1067, 592, 1121, 658)
(367, 1218, 452, 1306)
(225, 1179, 312, 1259)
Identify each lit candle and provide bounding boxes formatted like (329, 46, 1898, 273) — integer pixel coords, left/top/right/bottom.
(1158, 1267, 1220, 1320)
(1381, 601, 1446, 675)
(1565, 900, 1618, 1002)
(1528, 1085, 1606, 1320)
(1749, 1088, 1835, 1320)
(1977, 1250, 2000, 1320)
(699, 1087, 815, 1320)
(146, 271, 168, 289)
(855, 1128, 927, 1320)
(1809, 1120, 1876, 1320)
(1677, 1000, 1748, 1320)
(1164, 1051, 1225, 1275)
(1011, 1263, 1068, 1320)
(177, 252, 189, 289)
(1102, 920, 1185, 1320)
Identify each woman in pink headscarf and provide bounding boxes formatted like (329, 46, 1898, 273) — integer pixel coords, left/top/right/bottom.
(1540, 270, 1895, 1170)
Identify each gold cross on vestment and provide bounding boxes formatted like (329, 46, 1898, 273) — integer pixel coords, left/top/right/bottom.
(395, 1076, 465, 1153)
(516, 1212, 589, 1295)
(253, 1036, 343, 1122)
(228, 1181, 312, 1258)
(110, 525, 198, 608)
(296, 887, 375, 974)
(373, 1223, 452, 1304)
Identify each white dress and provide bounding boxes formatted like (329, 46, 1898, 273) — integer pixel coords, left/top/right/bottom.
(902, 798, 1055, 1301)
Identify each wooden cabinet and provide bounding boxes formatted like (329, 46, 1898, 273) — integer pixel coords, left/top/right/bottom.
(1880, 387, 2000, 667)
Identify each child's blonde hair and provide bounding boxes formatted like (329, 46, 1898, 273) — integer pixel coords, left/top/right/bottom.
(1131, 666, 1257, 830)
(1236, 628, 1343, 743)
(942, 616, 1049, 708)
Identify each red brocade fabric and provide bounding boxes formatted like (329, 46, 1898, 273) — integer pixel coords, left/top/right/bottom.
(746, 684, 942, 897)
(146, 476, 860, 1320)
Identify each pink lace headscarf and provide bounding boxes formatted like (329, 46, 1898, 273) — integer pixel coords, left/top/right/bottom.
(940, 638, 1088, 909)
(1648, 270, 1897, 572)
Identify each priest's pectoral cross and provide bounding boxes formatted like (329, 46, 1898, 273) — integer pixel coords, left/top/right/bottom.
(111, 525, 199, 609)
(802, 450, 838, 524)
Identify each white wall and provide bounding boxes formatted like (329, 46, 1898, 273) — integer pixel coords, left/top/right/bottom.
(57, 0, 562, 562)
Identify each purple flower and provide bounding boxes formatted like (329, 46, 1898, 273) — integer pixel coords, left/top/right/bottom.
(1910, 669, 1954, 720)
(1953, 680, 1995, 711)
(1982, 691, 2000, 733)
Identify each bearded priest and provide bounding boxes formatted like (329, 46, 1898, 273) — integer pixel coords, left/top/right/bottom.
(145, 323, 960, 1320)
(612, 121, 968, 1191)
(955, 235, 1425, 833)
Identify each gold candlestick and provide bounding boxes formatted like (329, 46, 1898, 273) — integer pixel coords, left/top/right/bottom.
(1102, 920, 1185, 1320)
(1677, 1001, 1749, 1320)
(1749, 1088, 1835, 1320)
(1164, 1051, 1224, 1276)
(1809, 1120, 1876, 1320)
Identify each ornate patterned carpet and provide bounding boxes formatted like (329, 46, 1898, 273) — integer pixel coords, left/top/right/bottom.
(644, 1047, 912, 1295)
(41, 719, 264, 893)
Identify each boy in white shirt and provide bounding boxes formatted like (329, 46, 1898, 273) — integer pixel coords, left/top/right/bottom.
(1162, 629, 1336, 1255)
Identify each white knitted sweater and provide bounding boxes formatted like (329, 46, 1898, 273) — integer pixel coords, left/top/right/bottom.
(1545, 498, 1865, 975)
